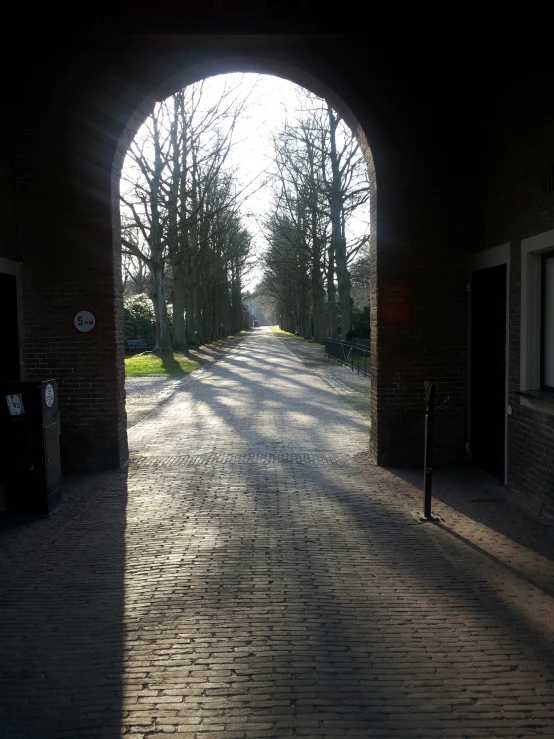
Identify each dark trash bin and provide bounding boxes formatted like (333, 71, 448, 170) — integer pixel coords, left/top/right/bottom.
(0, 379, 62, 515)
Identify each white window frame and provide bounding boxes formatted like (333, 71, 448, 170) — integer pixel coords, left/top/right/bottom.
(541, 251, 554, 391)
(520, 228, 554, 415)
(469, 244, 510, 485)
(0, 258, 24, 379)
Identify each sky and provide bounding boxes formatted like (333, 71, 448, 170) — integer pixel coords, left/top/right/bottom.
(195, 73, 308, 287)
(121, 72, 370, 292)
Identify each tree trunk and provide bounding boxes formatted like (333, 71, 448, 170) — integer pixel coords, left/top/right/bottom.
(184, 284, 195, 345)
(167, 93, 185, 351)
(151, 262, 172, 352)
(203, 293, 213, 343)
(312, 261, 326, 342)
(300, 276, 311, 340)
(188, 248, 202, 345)
(172, 268, 188, 351)
(335, 218, 353, 339)
(311, 207, 326, 341)
(231, 261, 242, 333)
(193, 279, 204, 345)
(150, 110, 172, 352)
(219, 281, 230, 337)
(327, 104, 352, 340)
(211, 291, 219, 339)
(327, 240, 338, 339)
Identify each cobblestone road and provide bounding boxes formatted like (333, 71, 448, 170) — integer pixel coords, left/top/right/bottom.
(1, 328, 554, 738)
(125, 334, 246, 428)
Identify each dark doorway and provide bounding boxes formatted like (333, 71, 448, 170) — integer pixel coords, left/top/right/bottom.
(0, 272, 21, 382)
(471, 264, 506, 482)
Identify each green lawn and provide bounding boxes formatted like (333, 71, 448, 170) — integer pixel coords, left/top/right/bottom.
(270, 326, 322, 343)
(125, 352, 201, 377)
(270, 325, 302, 338)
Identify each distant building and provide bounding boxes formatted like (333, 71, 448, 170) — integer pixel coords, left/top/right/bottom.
(242, 310, 254, 329)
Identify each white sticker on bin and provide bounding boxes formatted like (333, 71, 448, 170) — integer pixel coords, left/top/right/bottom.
(45, 383, 55, 408)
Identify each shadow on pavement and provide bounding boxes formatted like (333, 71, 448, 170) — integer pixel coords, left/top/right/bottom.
(0, 471, 128, 738)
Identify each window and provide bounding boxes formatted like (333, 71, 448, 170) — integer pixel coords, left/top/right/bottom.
(542, 251, 554, 390)
(520, 229, 554, 413)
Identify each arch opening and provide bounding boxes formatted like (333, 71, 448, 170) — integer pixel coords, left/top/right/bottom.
(114, 59, 378, 460)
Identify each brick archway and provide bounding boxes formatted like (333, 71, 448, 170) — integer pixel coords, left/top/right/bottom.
(112, 54, 379, 467)
(13, 35, 470, 473)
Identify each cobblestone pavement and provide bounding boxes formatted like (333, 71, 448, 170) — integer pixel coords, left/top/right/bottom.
(126, 375, 204, 429)
(271, 333, 370, 419)
(2, 328, 554, 738)
(126, 335, 247, 428)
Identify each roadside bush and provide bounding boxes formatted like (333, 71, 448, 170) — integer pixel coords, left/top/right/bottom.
(124, 294, 156, 346)
(348, 305, 371, 340)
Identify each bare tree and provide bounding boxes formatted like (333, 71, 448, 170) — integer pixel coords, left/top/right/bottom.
(323, 103, 370, 338)
(270, 118, 329, 340)
(121, 104, 172, 351)
(120, 76, 257, 351)
(261, 88, 370, 340)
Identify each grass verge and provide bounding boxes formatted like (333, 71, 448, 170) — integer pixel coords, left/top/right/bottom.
(125, 351, 201, 377)
(270, 326, 323, 344)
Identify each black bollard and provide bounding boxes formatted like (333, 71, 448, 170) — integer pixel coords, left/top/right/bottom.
(423, 381, 436, 519)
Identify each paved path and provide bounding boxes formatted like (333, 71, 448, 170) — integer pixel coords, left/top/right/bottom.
(1, 328, 554, 738)
(128, 329, 368, 461)
(269, 334, 371, 421)
(125, 334, 247, 428)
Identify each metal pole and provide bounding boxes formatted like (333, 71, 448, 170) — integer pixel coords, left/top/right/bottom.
(423, 381, 436, 519)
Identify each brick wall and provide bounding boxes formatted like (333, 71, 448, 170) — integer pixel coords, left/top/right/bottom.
(9, 33, 481, 471)
(0, 113, 18, 262)
(508, 242, 554, 518)
(13, 49, 127, 470)
(477, 44, 554, 516)
(366, 43, 474, 466)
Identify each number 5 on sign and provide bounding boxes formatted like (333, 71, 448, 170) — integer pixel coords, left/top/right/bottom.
(73, 310, 97, 334)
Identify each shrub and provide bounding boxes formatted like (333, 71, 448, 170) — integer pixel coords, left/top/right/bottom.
(124, 294, 156, 346)
(346, 305, 371, 341)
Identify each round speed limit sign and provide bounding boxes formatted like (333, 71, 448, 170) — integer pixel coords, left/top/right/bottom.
(73, 309, 97, 334)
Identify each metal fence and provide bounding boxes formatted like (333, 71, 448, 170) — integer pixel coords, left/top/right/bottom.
(126, 339, 153, 353)
(324, 339, 371, 377)
(349, 338, 370, 350)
